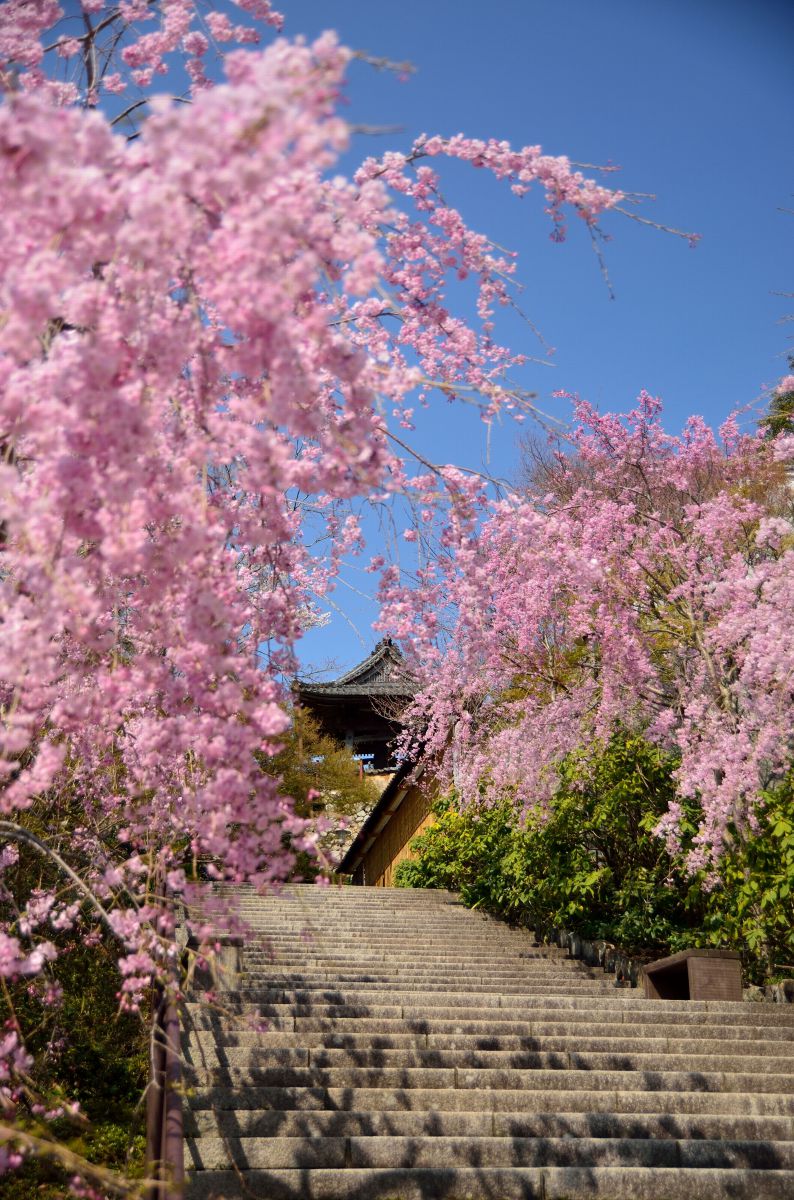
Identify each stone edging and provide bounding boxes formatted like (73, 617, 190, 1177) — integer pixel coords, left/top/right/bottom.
(537, 924, 794, 1003)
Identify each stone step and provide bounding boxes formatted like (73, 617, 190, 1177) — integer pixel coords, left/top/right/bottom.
(217, 905, 483, 914)
(184, 1043, 792, 1077)
(221, 901, 469, 907)
(186, 884, 794, 1200)
(240, 918, 543, 924)
(235, 917, 536, 926)
(233, 920, 519, 927)
(239, 920, 547, 928)
(185, 1029, 794, 1057)
(244, 963, 575, 976)
(242, 954, 583, 967)
(186, 1134, 794, 1170)
(240, 922, 541, 931)
(185, 1007, 794, 1037)
(184, 1165, 794, 1199)
(184, 1107, 794, 1141)
(226, 974, 611, 993)
(213, 987, 633, 1008)
(184, 1008, 794, 1036)
(186, 1085, 794, 1117)
(211, 887, 458, 898)
(243, 940, 555, 953)
(245, 952, 573, 966)
(185, 994, 794, 1019)
(243, 950, 570, 964)
(241, 958, 594, 970)
(226, 913, 523, 922)
(184, 1063, 794, 1093)
(232, 902, 504, 909)
(242, 932, 561, 941)
(242, 964, 604, 984)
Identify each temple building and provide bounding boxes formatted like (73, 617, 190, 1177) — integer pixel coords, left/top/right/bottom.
(294, 637, 414, 793)
(337, 760, 435, 887)
(296, 638, 437, 884)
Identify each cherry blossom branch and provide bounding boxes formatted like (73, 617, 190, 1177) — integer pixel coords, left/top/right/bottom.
(611, 204, 700, 245)
(0, 822, 119, 941)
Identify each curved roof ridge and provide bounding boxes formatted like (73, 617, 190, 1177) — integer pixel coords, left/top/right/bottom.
(295, 638, 415, 697)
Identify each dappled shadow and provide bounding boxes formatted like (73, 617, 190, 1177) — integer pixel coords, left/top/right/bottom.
(184, 885, 794, 1199)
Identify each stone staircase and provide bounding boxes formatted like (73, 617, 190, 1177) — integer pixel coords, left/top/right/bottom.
(184, 883, 794, 1199)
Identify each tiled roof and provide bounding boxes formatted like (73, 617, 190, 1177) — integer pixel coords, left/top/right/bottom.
(295, 638, 415, 699)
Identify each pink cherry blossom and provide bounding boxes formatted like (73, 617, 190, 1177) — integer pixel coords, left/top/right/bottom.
(387, 396, 793, 870)
(0, 4, 693, 1182)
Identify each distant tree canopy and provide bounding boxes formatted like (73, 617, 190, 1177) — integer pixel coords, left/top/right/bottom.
(760, 356, 794, 438)
(259, 705, 380, 821)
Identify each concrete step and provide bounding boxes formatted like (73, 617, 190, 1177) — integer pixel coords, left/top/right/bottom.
(185, 1165, 794, 1199)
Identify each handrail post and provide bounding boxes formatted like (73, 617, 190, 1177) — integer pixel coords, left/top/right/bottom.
(162, 991, 185, 1197)
(145, 986, 166, 1200)
(145, 870, 184, 1199)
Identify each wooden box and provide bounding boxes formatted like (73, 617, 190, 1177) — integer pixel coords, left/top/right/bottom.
(642, 948, 742, 1001)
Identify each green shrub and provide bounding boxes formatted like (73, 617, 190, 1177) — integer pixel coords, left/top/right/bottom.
(699, 772, 794, 980)
(1, 825, 148, 1197)
(397, 732, 794, 982)
(394, 798, 514, 910)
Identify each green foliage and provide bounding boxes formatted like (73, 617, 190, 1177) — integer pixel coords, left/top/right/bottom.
(0, 941, 148, 1197)
(699, 773, 794, 980)
(398, 733, 698, 949)
(759, 355, 794, 438)
(515, 735, 700, 947)
(398, 732, 794, 982)
(1, 825, 148, 1197)
(258, 705, 380, 819)
(394, 799, 514, 911)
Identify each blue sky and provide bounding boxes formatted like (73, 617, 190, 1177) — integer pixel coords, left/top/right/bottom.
(57, 1, 793, 674)
(286, 0, 794, 674)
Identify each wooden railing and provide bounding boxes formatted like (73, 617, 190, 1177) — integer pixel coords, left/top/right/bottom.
(145, 878, 184, 1200)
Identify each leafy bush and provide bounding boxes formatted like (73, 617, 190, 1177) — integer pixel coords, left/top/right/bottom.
(394, 800, 515, 911)
(699, 773, 794, 979)
(397, 732, 794, 982)
(1, 827, 148, 1197)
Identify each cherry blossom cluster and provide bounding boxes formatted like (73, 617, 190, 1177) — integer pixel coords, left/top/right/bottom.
(0, 3, 636, 1173)
(0, 0, 283, 102)
(384, 394, 793, 872)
